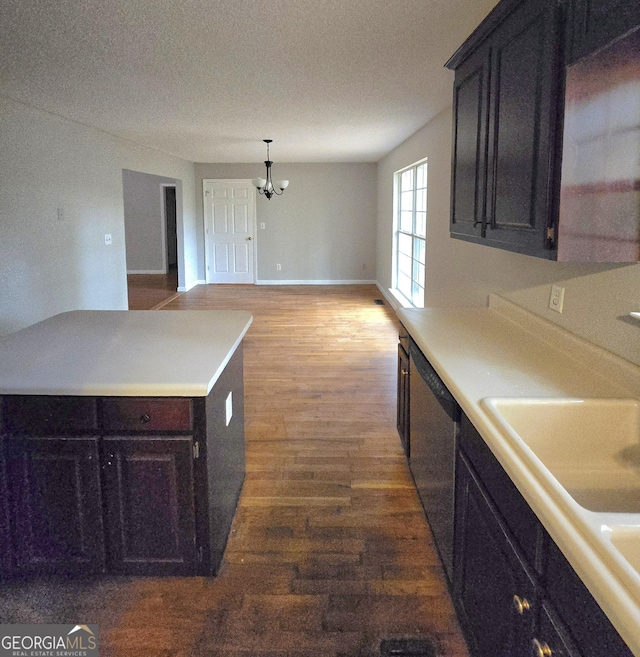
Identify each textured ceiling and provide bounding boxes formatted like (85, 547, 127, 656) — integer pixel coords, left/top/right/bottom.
(0, 0, 498, 162)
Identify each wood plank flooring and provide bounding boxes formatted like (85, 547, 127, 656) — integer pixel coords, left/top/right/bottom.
(127, 270, 179, 310)
(0, 285, 469, 657)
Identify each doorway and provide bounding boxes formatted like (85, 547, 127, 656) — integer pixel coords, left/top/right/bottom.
(122, 170, 183, 309)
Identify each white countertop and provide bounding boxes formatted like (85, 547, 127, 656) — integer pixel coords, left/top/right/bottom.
(398, 295, 640, 656)
(0, 310, 253, 397)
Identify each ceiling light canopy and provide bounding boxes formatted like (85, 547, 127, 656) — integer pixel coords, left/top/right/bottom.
(252, 139, 289, 200)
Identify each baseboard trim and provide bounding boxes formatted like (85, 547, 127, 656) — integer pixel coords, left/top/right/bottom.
(256, 279, 377, 286)
(127, 269, 166, 275)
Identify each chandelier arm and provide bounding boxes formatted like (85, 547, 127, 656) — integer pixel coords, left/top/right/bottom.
(255, 139, 285, 200)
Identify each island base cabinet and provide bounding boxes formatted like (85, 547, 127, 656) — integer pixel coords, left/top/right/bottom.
(454, 450, 536, 657)
(4, 436, 106, 576)
(0, 434, 13, 579)
(101, 437, 197, 576)
(0, 342, 246, 580)
(197, 341, 246, 575)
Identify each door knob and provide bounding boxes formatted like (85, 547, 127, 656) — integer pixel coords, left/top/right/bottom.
(247, 236, 253, 241)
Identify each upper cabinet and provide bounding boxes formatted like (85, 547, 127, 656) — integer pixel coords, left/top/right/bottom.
(446, 0, 640, 262)
(447, 0, 563, 260)
(566, 0, 640, 63)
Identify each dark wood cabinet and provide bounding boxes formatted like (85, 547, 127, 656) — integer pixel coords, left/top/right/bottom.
(102, 398, 192, 433)
(0, 343, 245, 579)
(536, 601, 581, 657)
(0, 431, 15, 580)
(567, 0, 640, 63)
(454, 414, 633, 657)
(447, 0, 562, 259)
(454, 449, 536, 656)
(102, 436, 197, 576)
(544, 536, 633, 657)
(396, 340, 410, 457)
(4, 435, 106, 576)
(448, 0, 640, 262)
(3, 396, 98, 434)
(450, 41, 491, 241)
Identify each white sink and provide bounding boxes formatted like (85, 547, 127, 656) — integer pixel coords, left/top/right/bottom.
(480, 398, 640, 514)
(611, 527, 640, 572)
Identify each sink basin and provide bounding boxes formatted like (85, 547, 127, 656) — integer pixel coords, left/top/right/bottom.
(481, 398, 640, 513)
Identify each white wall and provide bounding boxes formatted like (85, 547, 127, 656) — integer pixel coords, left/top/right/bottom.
(376, 105, 640, 365)
(195, 163, 377, 283)
(123, 170, 177, 273)
(0, 96, 197, 336)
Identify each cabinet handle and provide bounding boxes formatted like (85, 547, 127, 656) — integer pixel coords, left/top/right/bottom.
(401, 369, 409, 376)
(513, 595, 531, 615)
(139, 413, 151, 424)
(532, 639, 552, 657)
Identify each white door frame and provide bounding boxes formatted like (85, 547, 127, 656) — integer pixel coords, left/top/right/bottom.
(203, 179, 257, 284)
(160, 183, 176, 275)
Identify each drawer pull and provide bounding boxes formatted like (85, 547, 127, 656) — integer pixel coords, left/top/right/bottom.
(513, 595, 531, 615)
(139, 414, 151, 424)
(532, 639, 552, 657)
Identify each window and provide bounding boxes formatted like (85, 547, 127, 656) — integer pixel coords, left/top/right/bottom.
(394, 160, 427, 308)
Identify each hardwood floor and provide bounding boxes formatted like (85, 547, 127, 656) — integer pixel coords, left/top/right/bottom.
(0, 285, 469, 657)
(127, 270, 180, 310)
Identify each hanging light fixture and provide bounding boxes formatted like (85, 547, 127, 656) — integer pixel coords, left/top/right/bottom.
(252, 139, 289, 200)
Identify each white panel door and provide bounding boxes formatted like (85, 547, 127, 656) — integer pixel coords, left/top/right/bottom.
(203, 180, 256, 284)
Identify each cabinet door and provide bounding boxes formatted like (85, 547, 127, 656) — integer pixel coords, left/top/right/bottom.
(396, 344, 410, 457)
(484, 0, 561, 258)
(450, 41, 491, 241)
(535, 601, 582, 657)
(454, 450, 536, 657)
(545, 535, 633, 657)
(102, 436, 197, 576)
(568, 0, 640, 62)
(4, 436, 105, 576)
(0, 434, 13, 579)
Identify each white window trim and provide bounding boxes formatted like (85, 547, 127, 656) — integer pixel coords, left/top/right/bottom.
(391, 157, 428, 308)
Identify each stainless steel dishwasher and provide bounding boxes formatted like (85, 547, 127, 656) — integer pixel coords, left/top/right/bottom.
(409, 340, 460, 584)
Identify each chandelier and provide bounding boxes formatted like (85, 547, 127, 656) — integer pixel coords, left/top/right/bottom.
(252, 139, 289, 200)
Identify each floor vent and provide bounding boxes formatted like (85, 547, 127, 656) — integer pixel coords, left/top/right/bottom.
(380, 637, 438, 656)
(374, 299, 385, 305)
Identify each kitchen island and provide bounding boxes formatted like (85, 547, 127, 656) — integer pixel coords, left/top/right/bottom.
(0, 310, 253, 578)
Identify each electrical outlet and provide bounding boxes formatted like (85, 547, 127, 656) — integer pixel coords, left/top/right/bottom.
(276, 263, 281, 271)
(104, 234, 112, 245)
(260, 222, 266, 229)
(549, 284, 565, 313)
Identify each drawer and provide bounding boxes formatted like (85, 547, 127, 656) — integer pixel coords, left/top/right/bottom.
(101, 398, 193, 433)
(2, 396, 98, 434)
